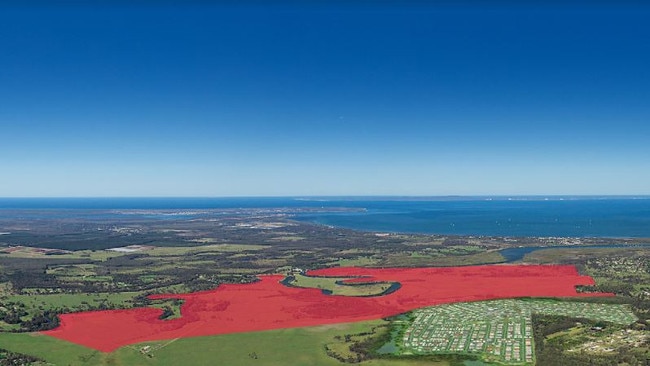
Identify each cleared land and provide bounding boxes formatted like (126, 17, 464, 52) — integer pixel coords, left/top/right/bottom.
(0, 320, 449, 366)
(288, 273, 396, 296)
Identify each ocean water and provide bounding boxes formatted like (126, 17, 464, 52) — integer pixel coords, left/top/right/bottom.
(295, 197, 650, 238)
(1, 197, 650, 238)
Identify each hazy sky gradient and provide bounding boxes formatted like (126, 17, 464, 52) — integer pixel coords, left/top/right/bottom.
(1, 2, 649, 196)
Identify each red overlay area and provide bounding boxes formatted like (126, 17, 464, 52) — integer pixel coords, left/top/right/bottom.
(42, 265, 611, 352)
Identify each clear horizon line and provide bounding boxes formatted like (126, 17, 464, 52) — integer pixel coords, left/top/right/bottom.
(1, 194, 650, 199)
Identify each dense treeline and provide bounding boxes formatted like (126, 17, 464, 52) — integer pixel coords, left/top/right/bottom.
(0, 348, 44, 366)
(19, 310, 60, 332)
(0, 303, 59, 331)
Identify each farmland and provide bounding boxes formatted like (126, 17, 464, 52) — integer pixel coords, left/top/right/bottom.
(286, 272, 397, 296)
(0, 319, 450, 366)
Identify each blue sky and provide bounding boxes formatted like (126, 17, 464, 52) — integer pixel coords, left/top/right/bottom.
(1, 2, 649, 196)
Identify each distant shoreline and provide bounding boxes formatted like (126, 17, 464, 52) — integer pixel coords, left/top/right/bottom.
(1, 195, 650, 210)
(1, 197, 650, 239)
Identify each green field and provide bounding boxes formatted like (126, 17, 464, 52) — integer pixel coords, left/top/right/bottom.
(0, 244, 270, 261)
(5, 292, 140, 309)
(0, 292, 143, 331)
(378, 251, 505, 267)
(331, 256, 379, 267)
(288, 273, 396, 296)
(0, 320, 450, 366)
(1, 248, 122, 261)
(143, 244, 270, 256)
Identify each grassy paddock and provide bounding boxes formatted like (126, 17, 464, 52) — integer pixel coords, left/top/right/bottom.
(125, 320, 450, 366)
(521, 247, 647, 264)
(288, 273, 395, 297)
(6, 292, 140, 310)
(0, 244, 270, 262)
(0, 320, 450, 366)
(143, 244, 270, 257)
(379, 251, 504, 267)
(0, 292, 143, 331)
(0, 248, 123, 261)
(331, 256, 379, 267)
(0, 332, 104, 366)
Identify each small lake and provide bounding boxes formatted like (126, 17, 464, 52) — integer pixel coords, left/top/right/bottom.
(463, 361, 491, 366)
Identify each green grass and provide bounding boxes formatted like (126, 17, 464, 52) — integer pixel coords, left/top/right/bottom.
(58, 275, 114, 282)
(289, 274, 395, 297)
(0, 320, 450, 366)
(521, 247, 646, 264)
(46, 263, 114, 283)
(331, 256, 379, 267)
(0, 292, 143, 330)
(47, 263, 97, 276)
(1, 248, 125, 261)
(149, 298, 184, 320)
(270, 236, 305, 242)
(128, 320, 449, 366)
(5, 292, 140, 310)
(143, 244, 270, 256)
(0, 244, 270, 263)
(379, 251, 504, 267)
(290, 273, 347, 290)
(0, 332, 105, 366)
